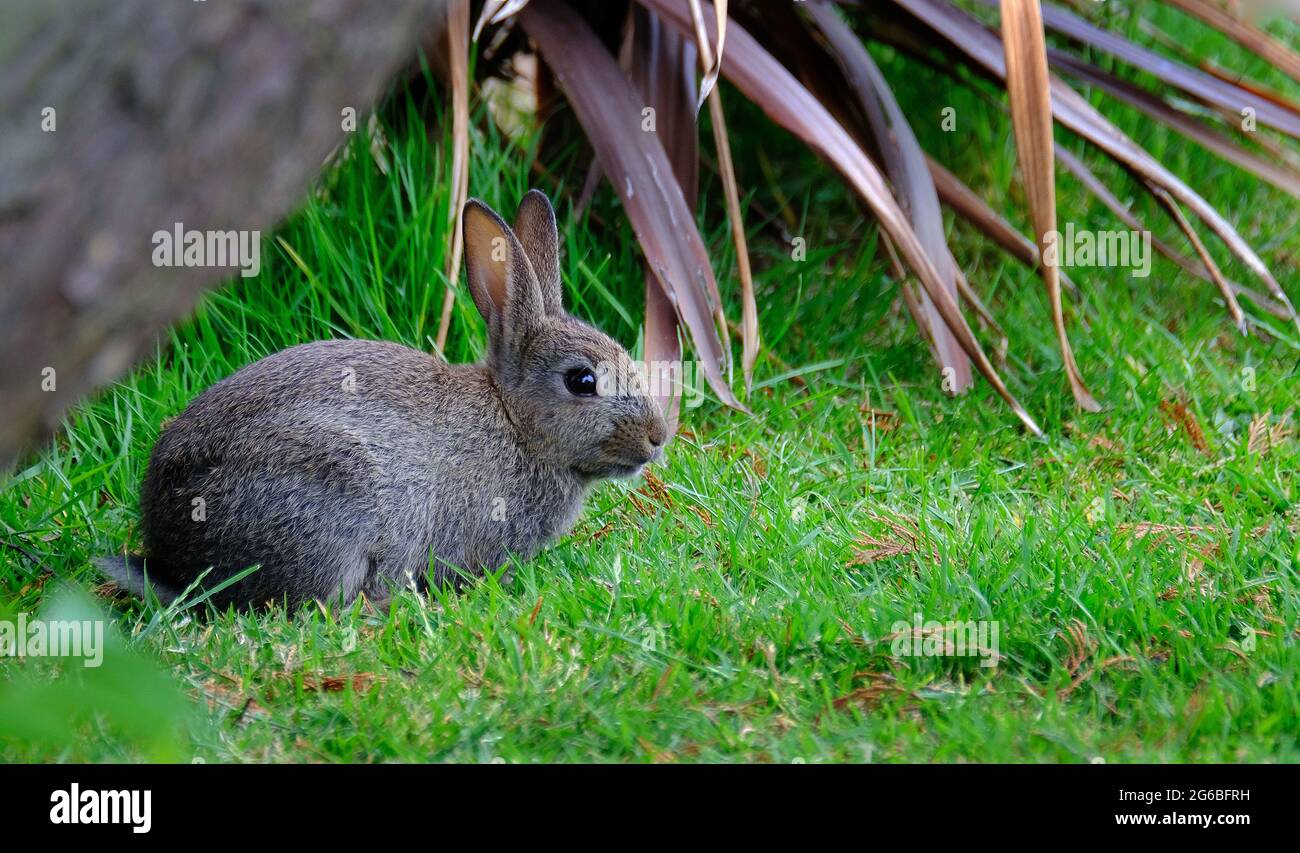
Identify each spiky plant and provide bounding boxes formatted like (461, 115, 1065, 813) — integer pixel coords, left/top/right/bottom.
(446, 0, 1299, 434)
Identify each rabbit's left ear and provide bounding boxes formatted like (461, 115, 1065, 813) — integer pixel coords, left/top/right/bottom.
(513, 190, 564, 316)
(463, 198, 544, 357)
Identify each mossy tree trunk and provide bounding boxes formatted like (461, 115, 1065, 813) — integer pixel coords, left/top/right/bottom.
(0, 0, 447, 469)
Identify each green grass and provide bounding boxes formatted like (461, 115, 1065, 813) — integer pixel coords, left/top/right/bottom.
(2, 9, 1299, 762)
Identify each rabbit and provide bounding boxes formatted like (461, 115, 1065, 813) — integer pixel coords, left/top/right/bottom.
(94, 191, 669, 610)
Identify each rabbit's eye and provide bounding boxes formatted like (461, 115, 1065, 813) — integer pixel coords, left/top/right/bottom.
(564, 367, 598, 397)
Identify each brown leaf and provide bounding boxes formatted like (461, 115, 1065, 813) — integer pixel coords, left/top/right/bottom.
(639, 0, 1042, 434)
(1059, 618, 1094, 685)
(1159, 398, 1212, 456)
(1020, 0, 1300, 138)
(831, 672, 911, 711)
(803, 0, 972, 394)
(1163, 0, 1300, 82)
(638, 469, 675, 509)
(1149, 185, 1246, 334)
(1247, 410, 1293, 455)
(436, 0, 472, 356)
(472, 0, 532, 42)
(521, 0, 743, 411)
(1054, 146, 1290, 320)
(295, 673, 380, 694)
(927, 154, 1079, 302)
(1050, 49, 1300, 199)
(894, 0, 1297, 328)
(999, 0, 1098, 410)
(687, 0, 758, 393)
(626, 7, 699, 433)
(686, 0, 728, 110)
(850, 512, 936, 566)
(858, 405, 899, 433)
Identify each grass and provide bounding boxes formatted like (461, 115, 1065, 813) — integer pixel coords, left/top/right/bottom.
(2, 6, 1299, 762)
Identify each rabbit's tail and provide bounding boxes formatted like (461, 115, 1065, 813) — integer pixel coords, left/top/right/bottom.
(92, 555, 181, 605)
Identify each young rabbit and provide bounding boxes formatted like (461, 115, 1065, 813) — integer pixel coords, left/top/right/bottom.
(95, 191, 669, 609)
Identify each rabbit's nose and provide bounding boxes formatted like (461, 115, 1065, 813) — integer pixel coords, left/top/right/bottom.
(647, 419, 668, 448)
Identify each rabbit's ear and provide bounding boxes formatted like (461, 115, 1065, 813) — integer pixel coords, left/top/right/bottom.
(463, 198, 544, 351)
(513, 190, 563, 316)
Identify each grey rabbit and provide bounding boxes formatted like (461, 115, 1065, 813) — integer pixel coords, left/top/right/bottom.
(95, 191, 669, 609)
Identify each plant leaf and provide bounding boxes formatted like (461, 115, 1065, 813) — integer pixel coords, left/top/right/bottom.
(472, 0, 532, 42)
(639, 0, 1043, 434)
(925, 154, 1077, 300)
(995, 0, 1300, 138)
(519, 0, 743, 411)
(437, 0, 471, 356)
(1053, 145, 1286, 320)
(1000, 0, 1098, 410)
(1162, 0, 1300, 84)
(802, 0, 973, 393)
(627, 6, 701, 433)
(1049, 49, 1300, 198)
(892, 0, 1297, 329)
(687, 0, 757, 392)
(687, 0, 729, 110)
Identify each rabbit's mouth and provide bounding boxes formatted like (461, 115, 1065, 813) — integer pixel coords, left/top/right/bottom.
(572, 458, 644, 480)
(580, 437, 664, 480)
(609, 462, 647, 478)
(602, 450, 660, 479)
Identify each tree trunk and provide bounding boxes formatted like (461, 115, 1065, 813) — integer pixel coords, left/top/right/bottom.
(0, 0, 447, 469)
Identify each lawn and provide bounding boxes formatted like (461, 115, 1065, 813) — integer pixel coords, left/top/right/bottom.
(1, 5, 1298, 762)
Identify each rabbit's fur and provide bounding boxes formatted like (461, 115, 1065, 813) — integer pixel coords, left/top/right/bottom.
(96, 192, 668, 610)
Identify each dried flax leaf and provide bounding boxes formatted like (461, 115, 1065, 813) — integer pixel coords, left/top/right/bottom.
(628, 7, 700, 433)
(803, 0, 972, 394)
(925, 155, 1079, 299)
(519, 0, 743, 410)
(437, 0, 472, 356)
(891, 0, 1298, 330)
(1049, 49, 1300, 198)
(1163, 0, 1300, 84)
(639, 0, 1042, 434)
(1148, 185, 1247, 333)
(1052, 145, 1289, 319)
(1000, 0, 1098, 411)
(472, 0, 532, 42)
(1011, 0, 1300, 138)
(688, 0, 729, 110)
(686, 0, 758, 393)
